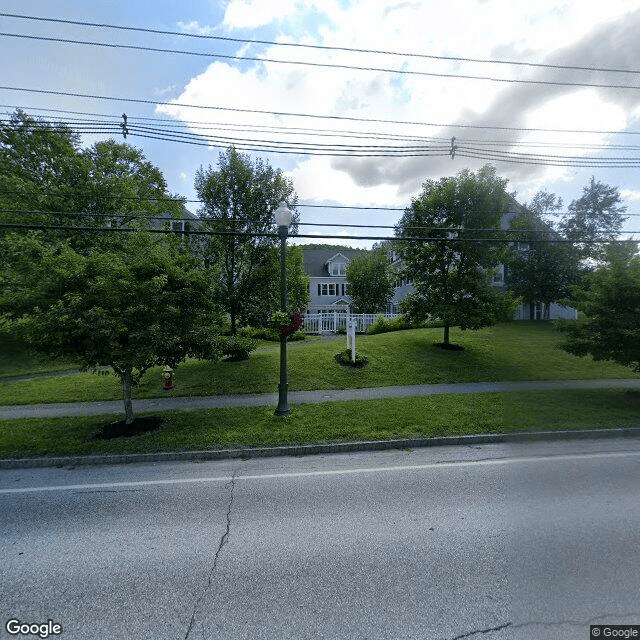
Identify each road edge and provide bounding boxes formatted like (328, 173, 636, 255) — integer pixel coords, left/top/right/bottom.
(2, 426, 640, 468)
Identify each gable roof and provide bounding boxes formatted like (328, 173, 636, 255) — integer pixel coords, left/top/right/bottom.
(325, 252, 349, 264)
(301, 248, 364, 278)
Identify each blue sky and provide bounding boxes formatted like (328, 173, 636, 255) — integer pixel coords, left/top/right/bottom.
(2, 0, 640, 247)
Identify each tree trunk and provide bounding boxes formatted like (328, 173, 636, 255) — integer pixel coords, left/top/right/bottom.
(529, 302, 535, 320)
(230, 309, 237, 336)
(122, 368, 135, 425)
(443, 323, 450, 345)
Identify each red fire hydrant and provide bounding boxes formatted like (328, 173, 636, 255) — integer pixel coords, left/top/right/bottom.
(162, 366, 175, 390)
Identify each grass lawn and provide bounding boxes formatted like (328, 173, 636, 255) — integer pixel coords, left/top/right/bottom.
(0, 322, 638, 406)
(1, 388, 639, 458)
(0, 329, 78, 378)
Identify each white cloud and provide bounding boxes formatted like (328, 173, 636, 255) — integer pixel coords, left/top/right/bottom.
(621, 189, 640, 202)
(177, 20, 217, 35)
(222, 0, 313, 29)
(161, 0, 640, 222)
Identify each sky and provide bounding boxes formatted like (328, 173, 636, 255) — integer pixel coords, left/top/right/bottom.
(2, 0, 640, 248)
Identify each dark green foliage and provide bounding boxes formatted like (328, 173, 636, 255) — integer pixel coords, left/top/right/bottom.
(214, 335, 258, 361)
(195, 147, 299, 334)
(559, 177, 627, 260)
(346, 247, 394, 313)
(367, 314, 411, 335)
(286, 245, 311, 312)
(239, 325, 306, 342)
(335, 348, 368, 368)
(396, 165, 519, 345)
(1, 231, 219, 426)
(0, 111, 185, 254)
(560, 245, 640, 372)
(0, 109, 87, 220)
(507, 194, 579, 319)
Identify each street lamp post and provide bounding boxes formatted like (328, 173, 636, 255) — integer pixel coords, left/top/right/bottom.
(274, 203, 292, 416)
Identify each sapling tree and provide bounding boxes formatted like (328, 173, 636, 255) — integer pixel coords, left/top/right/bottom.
(2, 232, 218, 426)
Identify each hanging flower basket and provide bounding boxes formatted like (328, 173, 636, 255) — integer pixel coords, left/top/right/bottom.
(269, 310, 304, 337)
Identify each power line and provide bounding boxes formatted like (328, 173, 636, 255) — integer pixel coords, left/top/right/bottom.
(2, 192, 640, 216)
(4, 86, 640, 136)
(9, 115, 639, 165)
(11, 207, 636, 235)
(0, 189, 409, 210)
(9, 110, 640, 154)
(5, 31, 640, 92)
(4, 12, 640, 77)
(12, 104, 640, 151)
(2, 222, 637, 244)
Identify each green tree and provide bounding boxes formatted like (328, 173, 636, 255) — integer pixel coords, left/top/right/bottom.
(559, 177, 627, 259)
(195, 147, 298, 334)
(560, 244, 640, 372)
(395, 165, 518, 346)
(507, 191, 578, 320)
(1, 232, 218, 426)
(81, 139, 184, 231)
(0, 109, 89, 228)
(0, 112, 185, 253)
(286, 245, 310, 312)
(346, 247, 394, 313)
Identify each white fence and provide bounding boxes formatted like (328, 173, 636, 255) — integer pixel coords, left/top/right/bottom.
(303, 312, 400, 334)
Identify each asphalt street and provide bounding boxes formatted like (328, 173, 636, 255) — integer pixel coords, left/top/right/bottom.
(1, 439, 640, 640)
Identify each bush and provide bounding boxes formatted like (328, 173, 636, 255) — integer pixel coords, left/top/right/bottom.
(367, 314, 411, 335)
(335, 348, 368, 368)
(237, 326, 261, 339)
(241, 326, 306, 342)
(214, 335, 257, 361)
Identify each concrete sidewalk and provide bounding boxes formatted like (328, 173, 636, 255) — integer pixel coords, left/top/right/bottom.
(2, 378, 640, 420)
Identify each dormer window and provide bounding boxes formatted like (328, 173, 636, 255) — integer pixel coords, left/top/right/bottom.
(325, 252, 349, 276)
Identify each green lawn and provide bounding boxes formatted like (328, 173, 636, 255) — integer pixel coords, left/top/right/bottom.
(0, 329, 78, 378)
(0, 322, 638, 406)
(1, 389, 639, 458)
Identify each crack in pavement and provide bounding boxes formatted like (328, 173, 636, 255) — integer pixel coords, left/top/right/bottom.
(448, 622, 512, 640)
(184, 468, 238, 640)
(447, 613, 640, 640)
(508, 612, 640, 631)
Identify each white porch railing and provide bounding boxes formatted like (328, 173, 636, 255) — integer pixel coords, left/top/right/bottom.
(303, 312, 400, 334)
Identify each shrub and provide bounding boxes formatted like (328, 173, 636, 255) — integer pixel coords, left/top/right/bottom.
(367, 314, 411, 335)
(237, 326, 259, 339)
(335, 348, 368, 368)
(243, 327, 306, 342)
(214, 336, 257, 361)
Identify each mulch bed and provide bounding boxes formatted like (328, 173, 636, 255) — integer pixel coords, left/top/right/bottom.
(93, 416, 163, 440)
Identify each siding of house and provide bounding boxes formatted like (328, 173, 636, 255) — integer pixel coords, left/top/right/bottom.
(303, 249, 363, 313)
(300, 200, 578, 323)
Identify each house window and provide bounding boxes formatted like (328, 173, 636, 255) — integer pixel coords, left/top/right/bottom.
(330, 262, 346, 276)
(493, 266, 504, 283)
(318, 283, 337, 296)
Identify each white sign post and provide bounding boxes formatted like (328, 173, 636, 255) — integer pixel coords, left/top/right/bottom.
(348, 317, 356, 363)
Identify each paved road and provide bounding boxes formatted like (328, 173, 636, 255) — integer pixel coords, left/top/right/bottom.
(2, 439, 639, 639)
(2, 378, 640, 419)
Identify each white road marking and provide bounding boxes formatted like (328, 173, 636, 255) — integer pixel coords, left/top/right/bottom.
(1, 449, 639, 495)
